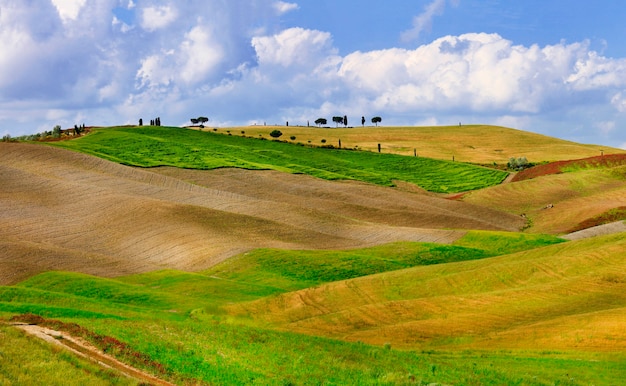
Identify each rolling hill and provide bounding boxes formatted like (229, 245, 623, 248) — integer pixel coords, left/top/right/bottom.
(0, 140, 522, 285)
(1, 125, 625, 385)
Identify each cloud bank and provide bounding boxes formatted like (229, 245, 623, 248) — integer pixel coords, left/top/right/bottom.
(1, 0, 626, 148)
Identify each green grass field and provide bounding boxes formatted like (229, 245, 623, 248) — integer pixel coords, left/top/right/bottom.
(48, 126, 508, 193)
(2, 231, 624, 385)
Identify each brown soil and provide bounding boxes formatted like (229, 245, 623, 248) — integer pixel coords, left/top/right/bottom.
(512, 153, 626, 182)
(7, 318, 173, 385)
(0, 143, 524, 285)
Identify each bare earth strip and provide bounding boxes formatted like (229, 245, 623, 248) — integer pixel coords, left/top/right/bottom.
(562, 221, 626, 240)
(10, 323, 173, 385)
(0, 143, 523, 284)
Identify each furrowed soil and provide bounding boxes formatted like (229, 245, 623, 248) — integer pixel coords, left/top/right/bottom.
(0, 143, 524, 285)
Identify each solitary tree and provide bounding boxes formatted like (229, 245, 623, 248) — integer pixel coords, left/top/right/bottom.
(343, 115, 348, 127)
(315, 118, 327, 127)
(361, 116, 365, 126)
(197, 116, 209, 127)
(332, 116, 344, 127)
(371, 116, 382, 126)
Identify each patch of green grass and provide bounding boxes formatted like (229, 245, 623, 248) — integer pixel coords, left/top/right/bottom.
(205, 242, 491, 291)
(117, 270, 282, 313)
(453, 230, 565, 255)
(17, 271, 176, 311)
(1, 233, 619, 385)
(49, 126, 508, 193)
(0, 324, 136, 385)
(206, 233, 564, 291)
(81, 318, 626, 385)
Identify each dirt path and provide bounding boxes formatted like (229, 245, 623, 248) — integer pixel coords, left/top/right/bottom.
(10, 323, 174, 386)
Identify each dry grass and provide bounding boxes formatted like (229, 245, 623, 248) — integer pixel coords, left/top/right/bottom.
(226, 232, 626, 351)
(0, 143, 523, 285)
(217, 125, 622, 163)
(461, 167, 626, 234)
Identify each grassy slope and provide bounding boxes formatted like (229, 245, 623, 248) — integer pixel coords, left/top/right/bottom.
(225, 124, 624, 163)
(204, 232, 564, 292)
(3, 125, 625, 383)
(49, 126, 507, 193)
(226, 232, 626, 352)
(463, 166, 626, 234)
(3, 232, 625, 384)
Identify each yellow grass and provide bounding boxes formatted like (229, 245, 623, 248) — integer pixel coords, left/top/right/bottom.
(462, 168, 626, 234)
(215, 125, 623, 164)
(226, 232, 626, 351)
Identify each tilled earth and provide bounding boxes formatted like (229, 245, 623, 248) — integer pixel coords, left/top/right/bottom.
(0, 143, 524, 285)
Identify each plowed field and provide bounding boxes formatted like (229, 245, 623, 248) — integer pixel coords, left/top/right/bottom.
(0, 143, 524, 285)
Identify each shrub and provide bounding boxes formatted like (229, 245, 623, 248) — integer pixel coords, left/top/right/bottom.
(269, 130, 283, 138)
(508, 156, 529, 170)
(290, 136, 296, 140)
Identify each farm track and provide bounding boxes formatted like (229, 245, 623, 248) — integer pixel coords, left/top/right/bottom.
(0, 143, 523, 285)
(9, 322, 174, 385)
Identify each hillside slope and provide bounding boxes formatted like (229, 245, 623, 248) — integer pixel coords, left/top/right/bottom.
(226, 125, 624, 163)
(0, 143, 524, 285)
(226, 232, 626, 351)
(462, 166, 626, 234)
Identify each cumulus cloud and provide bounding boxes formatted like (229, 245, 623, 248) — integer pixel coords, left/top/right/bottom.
(140, 5, 178, 32)
(273, 1, 299, 15)
(2, 1, 626, 149)
(50, 0, 86, 22)
(252, 27, 336, 69)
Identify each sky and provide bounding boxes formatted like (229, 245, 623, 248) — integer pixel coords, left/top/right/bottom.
(2, 0, 626, 149)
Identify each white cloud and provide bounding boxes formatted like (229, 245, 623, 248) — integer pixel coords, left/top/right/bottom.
(179, 26, 225, 84)
(273, 1, 299, 15)
(401, 0, 459, 43)
(252, 27, 336, 69)
(140, 5, 178, 32)
(338, 33, 617, 115)
(50, 0, 86, 22)
(596, 121, 616, 135)
(2, 1, 626, 150)
(611, 92, 626, 112)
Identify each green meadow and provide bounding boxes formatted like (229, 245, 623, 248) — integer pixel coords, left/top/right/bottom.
(2, 231, 625, 385)
(2, 126, 625, 384)
(49, 126, 508, 193)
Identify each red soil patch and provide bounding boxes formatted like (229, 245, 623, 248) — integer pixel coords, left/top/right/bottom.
(567, 206, 626, 233)
(512, 154, 626, 182)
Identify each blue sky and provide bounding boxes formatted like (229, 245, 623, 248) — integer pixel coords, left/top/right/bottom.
(2, 0, 626, 149)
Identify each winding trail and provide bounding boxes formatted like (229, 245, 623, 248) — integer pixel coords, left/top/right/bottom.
(10, 322, 174, 386)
